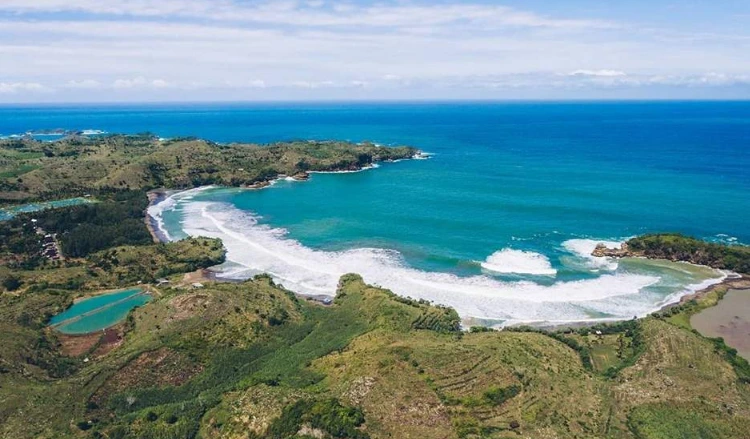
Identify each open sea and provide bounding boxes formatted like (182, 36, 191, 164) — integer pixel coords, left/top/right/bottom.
(3, 101, 749, 325)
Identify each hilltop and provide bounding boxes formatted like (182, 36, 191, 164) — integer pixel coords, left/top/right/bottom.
(0, 134, 418, 202)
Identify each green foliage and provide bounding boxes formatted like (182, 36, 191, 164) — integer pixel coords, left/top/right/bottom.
(505, 326, 594, 371)
(2, 274, 21, 291)
(627, 402, 750, 439)
(708, 337, 750, 383)
(575, 319, 646, 378)
(267, 398, 368, 439)
(483, 384, 521, 406)
(40, 191, 151, 257)
(0, 135, 418, 202)
(0, 190, 152, 265)
(88, 237, 225, 284)
(628, 233, 750, 273)
(411, 306, 461, 333)
(469, 326, 494, 333)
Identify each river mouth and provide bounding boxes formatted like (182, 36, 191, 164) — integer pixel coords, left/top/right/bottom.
(49, 287, 150, 334)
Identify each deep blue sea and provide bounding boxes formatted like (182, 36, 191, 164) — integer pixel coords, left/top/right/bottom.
(3, 102, 749, 325)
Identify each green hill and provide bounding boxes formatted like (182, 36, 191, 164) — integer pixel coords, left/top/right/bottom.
(0, 135, 417, 202)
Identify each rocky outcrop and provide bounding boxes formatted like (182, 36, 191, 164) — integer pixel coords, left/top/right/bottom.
(592, 243, 640, 258)
(292, 171, 310, 181)
(245, 180, 272, 190)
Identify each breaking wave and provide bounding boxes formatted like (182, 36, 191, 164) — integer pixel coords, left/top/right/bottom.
(480, 249, 557, 276)
(145, 195, 725, 325)
(562, 238, 622, 271)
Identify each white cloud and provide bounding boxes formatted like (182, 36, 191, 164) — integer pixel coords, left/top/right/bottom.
(291, 80, 336, 89)
(112, 77, 173, 89)
(0, 1, 748, 101)
(65, 79, 102, 89)
(0, 82, 47, 94)
(569, 69, 627, 77)
(0, 1, 618, 30)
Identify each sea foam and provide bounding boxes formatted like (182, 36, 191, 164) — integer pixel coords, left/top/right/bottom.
(480, 249, 557, 276)
(143, 196, 729, 325)
(562, 238, 622, 271)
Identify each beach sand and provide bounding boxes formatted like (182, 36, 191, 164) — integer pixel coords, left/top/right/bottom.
(691, 287, 750, 361)
(145, 190, 170, 243)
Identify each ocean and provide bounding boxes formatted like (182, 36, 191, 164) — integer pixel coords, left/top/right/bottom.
(3, 101, 749, 325)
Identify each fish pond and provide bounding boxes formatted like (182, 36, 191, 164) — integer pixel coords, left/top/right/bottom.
(49, 287, 150, 334)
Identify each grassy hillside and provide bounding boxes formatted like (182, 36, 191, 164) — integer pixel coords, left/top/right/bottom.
(0, 135, 417, 202)
(1, 252, 749, 438)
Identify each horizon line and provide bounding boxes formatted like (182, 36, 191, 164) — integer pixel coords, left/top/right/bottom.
(2, 97, 750, 107)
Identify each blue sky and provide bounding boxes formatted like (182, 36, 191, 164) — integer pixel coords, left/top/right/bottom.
(0, 0, 749, 102)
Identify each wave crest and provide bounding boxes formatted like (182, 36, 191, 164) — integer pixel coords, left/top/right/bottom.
(480, 249, 557, 276)
(562, 238, 622, 271)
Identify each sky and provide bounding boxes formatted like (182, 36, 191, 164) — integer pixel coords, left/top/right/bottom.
(1, 0, 749, 102)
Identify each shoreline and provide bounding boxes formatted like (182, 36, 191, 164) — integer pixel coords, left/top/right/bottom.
(144, 150, 426, 243)
(531, 274, 748, 331)
(143, 157, 742, 329)
(669, 274, 749, 307)
(145, 190, 172, 244)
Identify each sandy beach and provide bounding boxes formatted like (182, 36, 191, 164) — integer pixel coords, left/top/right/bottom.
(145, 190, 170, 243)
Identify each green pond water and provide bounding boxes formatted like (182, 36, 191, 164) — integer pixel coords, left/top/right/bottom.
(49, 287, 150, 334)
(0, 197, 93, 221)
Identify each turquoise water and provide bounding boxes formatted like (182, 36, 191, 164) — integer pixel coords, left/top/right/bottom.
(0, 197, 93, 221)
(49, 288, 149, 334)
(3, 102, 749, 325)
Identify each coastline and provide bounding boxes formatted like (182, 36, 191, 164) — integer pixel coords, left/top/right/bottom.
(142, 153, 741, 329)
(145, 190, 171, 244)
(144, 150, 426, 244)
(531, 274, 748, 331)
(668, 274, 749, 308)
(148, 185, 734, 327)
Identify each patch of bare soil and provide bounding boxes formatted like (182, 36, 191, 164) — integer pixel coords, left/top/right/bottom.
(167, 292, 211, 322)
(58, 332, 101, 357)
(182, 268, 215, 285)
(91, 326, 125, 357)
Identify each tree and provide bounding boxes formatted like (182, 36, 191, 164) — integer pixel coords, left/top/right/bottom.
(2, 275, 21, 291)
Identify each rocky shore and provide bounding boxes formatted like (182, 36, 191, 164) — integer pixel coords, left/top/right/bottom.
(591, 242, 640, 258)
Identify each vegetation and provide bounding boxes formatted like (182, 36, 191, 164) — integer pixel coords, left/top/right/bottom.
(0, 136, 749, 438)
(0, 135, 417, 202)
(627, 233, 750, 273)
